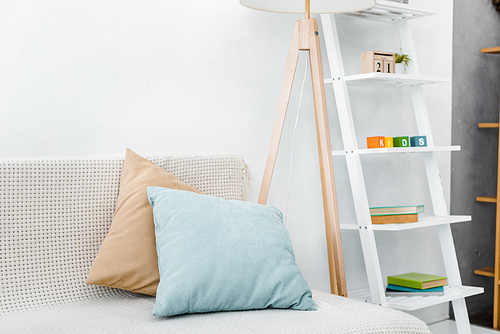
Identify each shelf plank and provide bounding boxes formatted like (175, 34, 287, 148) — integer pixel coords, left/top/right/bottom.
(357, 146, 460, 155)
(478, 123, 500, 128)
(481, 47, 500, 54)
(349, 285, 484, 311)
(340, 0, 434, 22)
(332, 146, 461, 156)
(476, 196, 497, 203)
(328, 72, 450, 88)
(340, 215, 472, 231)
(474, 267, 495, 277)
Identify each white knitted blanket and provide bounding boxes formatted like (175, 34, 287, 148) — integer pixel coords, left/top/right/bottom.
(0, 153, 250, 315)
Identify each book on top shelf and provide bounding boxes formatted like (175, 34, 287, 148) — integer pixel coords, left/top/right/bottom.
(371, 213, 418, 224)
(387, 272, 447, 290)
(369, 205, 424, 216)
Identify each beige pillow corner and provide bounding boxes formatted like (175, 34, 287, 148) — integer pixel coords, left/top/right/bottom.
(86, 148, 202, 296)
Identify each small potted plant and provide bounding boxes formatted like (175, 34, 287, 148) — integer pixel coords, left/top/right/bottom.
(395, 49, 412, 74)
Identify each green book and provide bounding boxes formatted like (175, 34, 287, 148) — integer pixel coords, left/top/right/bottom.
(387, 272, 447, 290)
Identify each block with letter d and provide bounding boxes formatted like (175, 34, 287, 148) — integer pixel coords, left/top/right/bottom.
(393, 136, 410, 147)
(410, 135, 427, 147)
(367, 136, 385, 149)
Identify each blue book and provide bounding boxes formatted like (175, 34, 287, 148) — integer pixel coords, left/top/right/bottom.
(386, 284, 444, 292)
(386, 284, 444, 297)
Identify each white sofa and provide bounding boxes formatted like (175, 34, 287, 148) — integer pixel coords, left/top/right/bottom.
(0, 152, 431, 333)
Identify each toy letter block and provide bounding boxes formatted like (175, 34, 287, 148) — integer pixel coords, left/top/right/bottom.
(384, 137, 393, 148)
(367, 136, 385, 149)
(410, 135, 427, 147)
(393, 136, 410, 147)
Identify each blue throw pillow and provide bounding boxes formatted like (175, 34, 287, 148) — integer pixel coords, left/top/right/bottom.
(147, 187, 316, 317)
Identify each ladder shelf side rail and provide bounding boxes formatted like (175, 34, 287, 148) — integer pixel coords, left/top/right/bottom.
(320, 13, 386, 306)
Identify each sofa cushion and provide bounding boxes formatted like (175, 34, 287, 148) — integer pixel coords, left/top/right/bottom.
(0, 290, 432, 333)
(86, 149, 203, 296)
(147, 187, 316, 317)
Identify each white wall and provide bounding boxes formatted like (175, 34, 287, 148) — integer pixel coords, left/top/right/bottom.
(0, 0, 453, 324)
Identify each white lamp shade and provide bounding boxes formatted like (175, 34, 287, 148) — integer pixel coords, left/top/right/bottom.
(240, 0, 376, 14)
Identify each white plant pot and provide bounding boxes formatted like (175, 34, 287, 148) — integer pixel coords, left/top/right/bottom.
(395, 63, 406, 74)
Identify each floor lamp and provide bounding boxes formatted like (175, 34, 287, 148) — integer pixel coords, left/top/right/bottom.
(240, 0, 375, 297)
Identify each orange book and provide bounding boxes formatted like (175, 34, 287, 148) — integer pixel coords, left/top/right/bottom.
(371, 213, 418, 224)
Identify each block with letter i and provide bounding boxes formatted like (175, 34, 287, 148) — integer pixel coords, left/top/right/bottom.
(384, 137, 393, 148)
(410, 135, 427, 147)
(367, 136, 385, 149)
(393, 136, 410, 147)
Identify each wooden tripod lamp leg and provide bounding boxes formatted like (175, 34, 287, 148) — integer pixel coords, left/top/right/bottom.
(307, 19, 347, 297)
(259, 22, 300, 205)
(258, 18, 347, 297)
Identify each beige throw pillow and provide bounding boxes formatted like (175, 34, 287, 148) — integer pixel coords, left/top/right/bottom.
(86, 149, 203, 296)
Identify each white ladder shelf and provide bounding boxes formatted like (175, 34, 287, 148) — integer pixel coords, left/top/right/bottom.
(319, 2, 483, 333)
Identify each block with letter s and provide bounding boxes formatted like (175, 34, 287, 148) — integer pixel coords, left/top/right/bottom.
(410, 136, 427, 147)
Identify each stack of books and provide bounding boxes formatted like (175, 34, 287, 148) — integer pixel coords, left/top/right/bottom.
(386, 272, 447, 297)
(370, 205, 424, 224)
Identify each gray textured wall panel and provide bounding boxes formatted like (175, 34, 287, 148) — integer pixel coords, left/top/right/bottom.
(452, 0, 500, 316)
